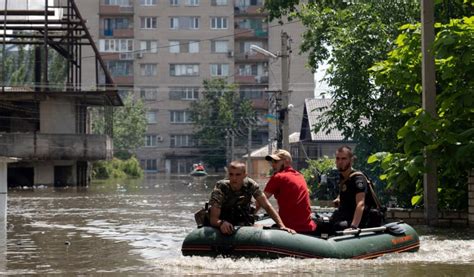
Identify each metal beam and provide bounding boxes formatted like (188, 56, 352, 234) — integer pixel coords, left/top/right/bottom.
(0, 10, 54, 16)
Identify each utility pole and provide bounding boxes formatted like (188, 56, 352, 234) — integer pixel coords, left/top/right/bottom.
(421, 0, 438, 225)
(280, 32, 290, 150)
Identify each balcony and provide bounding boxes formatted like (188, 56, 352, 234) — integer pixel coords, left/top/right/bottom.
(100, 28, 134, 38)
(0, 133, 113, 160)
(235, 28, 268, 39)
(234, 4, 265, 16)
(99, 5, 134, 15)
(235, 51, 269, 62)
(112, 76, 134, 86)
(250, 98, 268, 110)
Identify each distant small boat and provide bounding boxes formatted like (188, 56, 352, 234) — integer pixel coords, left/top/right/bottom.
(190, 169, 208, 177)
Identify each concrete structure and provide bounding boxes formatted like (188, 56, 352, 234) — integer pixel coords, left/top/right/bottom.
(1, 0, 122, 186)
(77, 0, 314, 174)
(0, 157, 18, 271)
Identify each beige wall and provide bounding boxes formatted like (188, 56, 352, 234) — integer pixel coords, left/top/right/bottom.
(40, 98, 76, 134)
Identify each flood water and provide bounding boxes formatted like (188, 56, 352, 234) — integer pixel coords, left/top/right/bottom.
(3, 174, 474, 275)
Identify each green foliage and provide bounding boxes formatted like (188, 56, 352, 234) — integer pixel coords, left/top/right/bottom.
(300, 156, 336, 198)
(265, 0, 421, 171)
(189, 78, 256, 170)
(92, 157, 143, 179)
(369, 16, 473, 210)
(91, 94, 147, 159)
(48, 51, 68, 90)
(265, 0, 473, 209)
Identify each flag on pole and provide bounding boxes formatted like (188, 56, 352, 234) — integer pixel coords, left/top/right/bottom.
(265, 113, 277, 124)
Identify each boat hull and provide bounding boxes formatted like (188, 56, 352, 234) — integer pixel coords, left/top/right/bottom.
(181, 222, 420, 259)
(190, 170, 207, 177)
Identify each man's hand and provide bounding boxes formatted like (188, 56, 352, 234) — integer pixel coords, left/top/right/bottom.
(219, 220, 234, 235)
(279, 226, 296, 234)
(333, 197, 340, 208)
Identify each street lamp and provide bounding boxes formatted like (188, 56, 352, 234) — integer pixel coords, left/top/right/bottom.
(250, 32, 290, 150)
(249, 44, 278, 59)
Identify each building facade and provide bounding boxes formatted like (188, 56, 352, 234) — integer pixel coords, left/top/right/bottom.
(1, 0, 122, 187)
(78, 0, 314, 174)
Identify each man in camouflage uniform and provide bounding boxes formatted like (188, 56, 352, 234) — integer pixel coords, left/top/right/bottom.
(209, 161, 295, 235)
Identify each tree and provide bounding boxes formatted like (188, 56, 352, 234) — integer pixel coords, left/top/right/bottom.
(368, 16, 474, 209)
(91, 94, 147, 159)
(264, 0, 421, 170)
(189, 78, 255, 171)
(263, 0, 473, 208)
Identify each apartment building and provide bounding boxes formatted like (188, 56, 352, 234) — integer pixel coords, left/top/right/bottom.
(78, 0, 314, 174)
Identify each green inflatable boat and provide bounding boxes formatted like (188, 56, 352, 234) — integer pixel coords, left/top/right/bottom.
(181, 222, 420, 259)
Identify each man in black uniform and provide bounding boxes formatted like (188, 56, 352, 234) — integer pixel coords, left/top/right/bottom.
(331, 146, 374, 231)
(208, 161, 295, 235)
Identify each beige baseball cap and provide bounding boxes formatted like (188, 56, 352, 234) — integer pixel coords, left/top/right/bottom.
(265, 149, 292, 161)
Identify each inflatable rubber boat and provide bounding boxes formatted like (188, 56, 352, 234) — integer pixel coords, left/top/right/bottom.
(181, 221, 419, 259)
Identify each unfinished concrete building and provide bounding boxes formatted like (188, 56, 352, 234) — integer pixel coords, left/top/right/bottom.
(0, 0, 122, 187)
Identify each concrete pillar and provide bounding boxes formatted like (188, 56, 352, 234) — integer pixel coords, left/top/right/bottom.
(0, 157, 18, 272)
(469, 169, 474, 227)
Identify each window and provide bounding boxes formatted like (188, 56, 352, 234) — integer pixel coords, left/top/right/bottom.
(211, 0, 227, 5)
(170, 0, 179, 6)
(143, 159, 157, 171)
(145, 135, 157, 147)
(140, 17, 157, 29)
(169, 18, 179, 29)
(104, 0, 131, 6)
(240, 88, 264, 100)
(140, 87, 158, 100)
(242, 41, 262, 54)
(185, 0, 199, 6)
(211, 17, 228, 29)
(238, 64, 258, 76)
(211, 40, 229, 53)
(106, 61, 133, 76)
(102, 18, 131, 36)
(170, 111, 192, 123)
(169, 87, 199, 100)
(140, 40, 158, 53)
(189, 41, 199, 53)
(169, 40, 199, 53)
(170, 64, 199, 76)
(210, 64, 229, 77)
(169, 17, 199, 30)
(146, 111, 158, 124)
(99, 39, 133, 53)
(140, 64, 158, 76)
(169, 41, 180, 53)
(140, 0, 157, 5)
(170, 134, 196, 147)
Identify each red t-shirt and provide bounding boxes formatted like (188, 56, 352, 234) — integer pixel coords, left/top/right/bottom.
(264, 166, 317, 233)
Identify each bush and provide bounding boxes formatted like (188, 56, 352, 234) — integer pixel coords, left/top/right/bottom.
(300, 156, 337, 199)
(92, 157, 143, 179)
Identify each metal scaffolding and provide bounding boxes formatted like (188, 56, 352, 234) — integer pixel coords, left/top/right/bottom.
(0, 0, 121, 136)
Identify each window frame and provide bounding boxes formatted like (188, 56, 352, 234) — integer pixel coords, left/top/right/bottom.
(210, 17, 228, 30)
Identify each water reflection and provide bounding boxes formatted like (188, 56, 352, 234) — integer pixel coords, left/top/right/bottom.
(4, 174, 474, 275)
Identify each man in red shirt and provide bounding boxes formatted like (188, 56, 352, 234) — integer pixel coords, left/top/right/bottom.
(262, 149, 317, 234)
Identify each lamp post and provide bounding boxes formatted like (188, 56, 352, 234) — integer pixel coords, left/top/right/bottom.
(250, 31, 291, 150)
